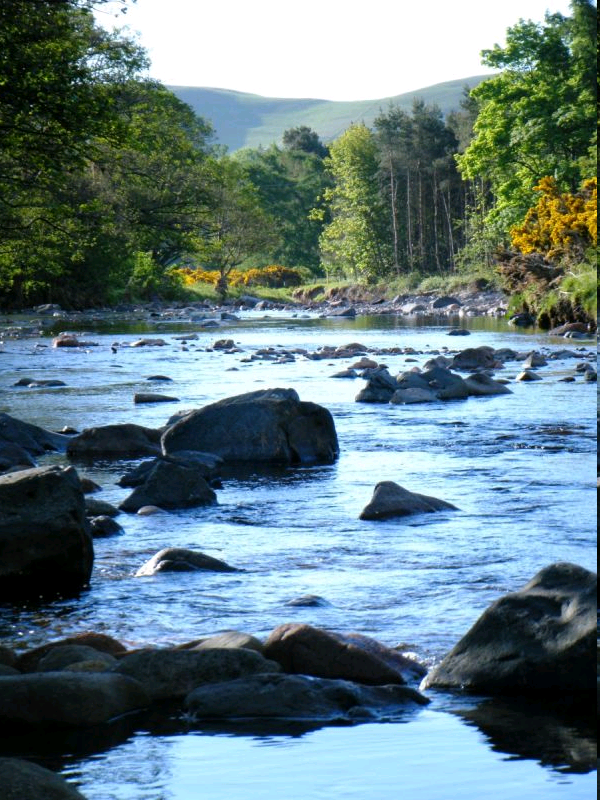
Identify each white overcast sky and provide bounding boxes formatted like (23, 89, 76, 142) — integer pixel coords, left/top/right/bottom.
(97, 0, 576, 101)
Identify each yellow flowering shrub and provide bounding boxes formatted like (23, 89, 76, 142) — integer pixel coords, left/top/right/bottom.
(510, 177, 597, 261)
(172, 265, 303, 289)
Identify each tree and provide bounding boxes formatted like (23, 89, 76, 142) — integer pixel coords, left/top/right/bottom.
(282, 126, 329, 159)
(457, 2, 597, 235)
(235, 139, 330, 271)
(0, 0, 148, 305)
(197, 157, 277, 299)
(374, 101, 461, 275)
(317, 124, 388, 282)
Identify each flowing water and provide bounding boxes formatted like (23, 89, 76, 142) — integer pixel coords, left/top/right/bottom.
(0, 309, 596, 799)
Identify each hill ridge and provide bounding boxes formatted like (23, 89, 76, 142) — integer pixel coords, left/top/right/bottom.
(169, 74, 492, 152)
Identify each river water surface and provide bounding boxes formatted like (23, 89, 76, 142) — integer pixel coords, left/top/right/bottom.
(0, 309, 596, 799)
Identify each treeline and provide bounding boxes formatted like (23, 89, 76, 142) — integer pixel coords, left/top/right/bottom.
(0, 0, 596, 309)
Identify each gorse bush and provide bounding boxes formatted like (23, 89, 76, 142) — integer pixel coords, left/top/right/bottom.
(174, 265, 304, 289)
(510, 177, 597, 262)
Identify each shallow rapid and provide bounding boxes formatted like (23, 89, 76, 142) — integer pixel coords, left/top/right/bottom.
(0, 310, 596, 800)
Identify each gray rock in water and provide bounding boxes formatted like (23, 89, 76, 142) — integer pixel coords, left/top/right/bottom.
(0, 412, 68, 455)
(135, 547, 238, 576)
(185, 672, 429, 721)
(0, 441, 37, 472)
(359, 481, 457, 520)
(451, 346, 497, 371)
(285, 594, 331, 608)
(390, 387, 438, 404)
(67, 423, 161, 458)
(522, 351, 547, 368)
(118, 452, 222, 488)
(85, 497, 120, 517)
(0, 672, 149, 726)
(133, 393, 179, 404)
(112, 647, 279, 700)
(464, 373, 513, 396)
(89, 515, 124, 538)
(263, 623, 425, 685)
(420, 366, 469, 400)
(190, 631, 264, 654)
(161, 388, 339, 466)
(516, 369, 542, 382)
(119, 459, 217, 512)
(0, 757, 87, 800)
(0, 466, 93, 601)
(355, 367, 397, 403)
(37, 645, 116, 672)
(420, 562, 597, 695)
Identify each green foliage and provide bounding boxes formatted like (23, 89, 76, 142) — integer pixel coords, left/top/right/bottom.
(124, 252, 185, 301)
(318, 124, 389, 282)
(234, 139, 329, 272)
(457, 2, 597, 234)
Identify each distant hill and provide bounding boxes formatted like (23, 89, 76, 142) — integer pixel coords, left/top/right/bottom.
(169, 75, 491, 152)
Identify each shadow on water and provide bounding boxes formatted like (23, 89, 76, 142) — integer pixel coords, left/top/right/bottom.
(1, 693, 595, 777)
(0, 702, 359, 775)
(453, 695, 597, 774)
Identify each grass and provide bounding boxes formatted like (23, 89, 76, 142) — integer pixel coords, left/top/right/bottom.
(180, 268, 504, 306)
(505, 260, 597, 329)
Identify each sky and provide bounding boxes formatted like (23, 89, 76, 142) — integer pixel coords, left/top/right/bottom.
(97, 0, 576, 101)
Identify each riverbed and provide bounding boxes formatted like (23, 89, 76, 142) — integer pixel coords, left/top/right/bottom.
(0, 308, 597, 799)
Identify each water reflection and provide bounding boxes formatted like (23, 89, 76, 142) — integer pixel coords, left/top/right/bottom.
(454, 696, 597, 774)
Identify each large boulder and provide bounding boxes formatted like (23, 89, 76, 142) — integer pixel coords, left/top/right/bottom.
(0, 758, 87, 800)
(0, 412, 68, 457)
(450, 346, 498, 371)
(185, 672, 429, 721)
(161, 388, 339, 465)
(355, 367, 397, 403)
(359, 481, 457, 520)
(112, 647, 280, 700)
(421, 563, 596, 694)
(119, 459, 217, 512)
(263, 623, 423, 685)
(66, 423, 161, 458)
(420, 366, 469, 400)
(0, 466, 94, 601)
(0, 672, 149, 726)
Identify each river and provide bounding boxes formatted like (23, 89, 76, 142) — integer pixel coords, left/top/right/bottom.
(0, 308, 596, 799)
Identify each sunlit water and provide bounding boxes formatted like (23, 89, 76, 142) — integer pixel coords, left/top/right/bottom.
(0, 310, 596, 799)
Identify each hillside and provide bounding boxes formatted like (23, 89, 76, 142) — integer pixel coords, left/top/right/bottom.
(170, 75, 491, 152)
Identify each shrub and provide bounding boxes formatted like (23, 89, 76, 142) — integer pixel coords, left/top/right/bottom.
(510, 177, 597, 262)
